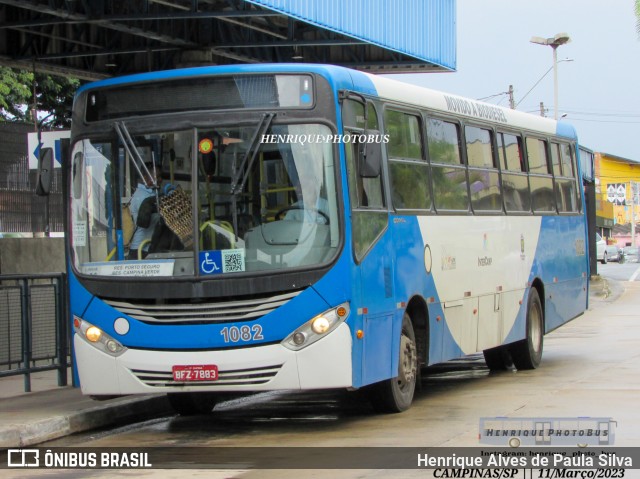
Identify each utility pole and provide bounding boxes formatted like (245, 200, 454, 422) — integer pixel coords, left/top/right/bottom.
(632, 182, 638, 248)
(508, 85, 515, 109)
(530, 33, 571, 120)
(540, 102, 546, 117)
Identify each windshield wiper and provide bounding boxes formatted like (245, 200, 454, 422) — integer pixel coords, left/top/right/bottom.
(229, 112, 275, 239)
(115, 121, 160, 191)
(229, 112, 275, 196)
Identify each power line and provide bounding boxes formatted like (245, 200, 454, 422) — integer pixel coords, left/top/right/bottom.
(561, 106, 640, 115)
(476, 91, 509, 102)
(568, 118, 640, 124)
(562, 110, 640, 118)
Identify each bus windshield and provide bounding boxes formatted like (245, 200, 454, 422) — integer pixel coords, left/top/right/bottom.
(69, 122, 340, 278)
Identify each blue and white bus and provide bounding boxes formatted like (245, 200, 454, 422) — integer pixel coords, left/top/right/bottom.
(68, 64, 589, 414)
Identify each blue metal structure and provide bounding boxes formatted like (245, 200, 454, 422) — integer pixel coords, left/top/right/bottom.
(246, 0, 457, 71)
(1, 0, 457, 80)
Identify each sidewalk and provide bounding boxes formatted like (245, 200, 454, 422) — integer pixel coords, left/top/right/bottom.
(0, 276, 621, 448)
(0, 372, 172, 447)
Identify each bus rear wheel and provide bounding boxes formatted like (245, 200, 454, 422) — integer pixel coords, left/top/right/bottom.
(509, 288, 544, 370)
(367, 313, 418, 413)
(167, 392, 218, 415)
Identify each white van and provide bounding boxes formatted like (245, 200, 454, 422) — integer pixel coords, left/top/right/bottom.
(596, 233, 619, 263)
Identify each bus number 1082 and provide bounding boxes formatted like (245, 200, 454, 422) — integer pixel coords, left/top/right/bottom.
(220, 325, 264, 343)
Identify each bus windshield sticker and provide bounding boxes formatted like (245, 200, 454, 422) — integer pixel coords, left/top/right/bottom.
(199, 249, 246, 275)
(81, 260, 175, 277)
(73, 220, 87, 247)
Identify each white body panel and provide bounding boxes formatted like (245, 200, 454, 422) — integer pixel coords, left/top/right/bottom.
(367, 73, 558, 134)
(417, 216, 541, 354)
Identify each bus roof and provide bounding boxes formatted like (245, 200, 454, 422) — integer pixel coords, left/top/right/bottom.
(354, 70, 577, 140)
(77, 63, 577, 140)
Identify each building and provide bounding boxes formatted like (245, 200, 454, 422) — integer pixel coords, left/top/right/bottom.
(594, 151, 640, 246)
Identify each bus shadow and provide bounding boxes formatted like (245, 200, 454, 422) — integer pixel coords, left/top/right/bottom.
(166, 354, 501, 437)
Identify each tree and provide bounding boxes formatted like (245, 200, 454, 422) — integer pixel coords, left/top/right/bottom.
(0, 67, 32, 120)
(0, 66, 79, 129)
(637, 0, 640, 37)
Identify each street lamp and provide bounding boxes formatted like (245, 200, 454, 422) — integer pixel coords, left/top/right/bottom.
(530, 33, 571, 120)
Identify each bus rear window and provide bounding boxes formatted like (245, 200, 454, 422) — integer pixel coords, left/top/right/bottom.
(85, 74, 314, 122)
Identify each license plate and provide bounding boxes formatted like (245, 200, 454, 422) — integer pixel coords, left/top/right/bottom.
(172, 364, 218, 382)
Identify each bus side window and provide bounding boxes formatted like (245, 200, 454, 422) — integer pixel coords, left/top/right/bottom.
(498, 132, 530, 213)
(360, 104, 385, 208)
(550, 142, 563, 177)
(560, 143, 576, 178)
(526, 137, 555, 213)
(465, 125, 501, 212)
(385, 109, 430, 211)
(343, 100, 385, 209)
(555, 142, 580, 213)
(426, 118, 469, 212)
(526, 137, 551, 175)
(342, 99, 387, 261)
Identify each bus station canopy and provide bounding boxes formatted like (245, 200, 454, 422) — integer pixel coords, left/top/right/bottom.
(0, 0, 456, 80)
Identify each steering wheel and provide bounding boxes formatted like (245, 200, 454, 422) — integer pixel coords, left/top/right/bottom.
(274, 205, 329, 224)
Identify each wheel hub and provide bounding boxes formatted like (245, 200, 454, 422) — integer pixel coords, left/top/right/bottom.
(399, 333, 417, 386)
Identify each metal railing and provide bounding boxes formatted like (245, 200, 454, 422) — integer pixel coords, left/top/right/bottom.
(0, 273, 69, 392)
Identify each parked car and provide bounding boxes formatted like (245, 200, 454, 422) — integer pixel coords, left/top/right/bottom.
(596, 233, 620, 263)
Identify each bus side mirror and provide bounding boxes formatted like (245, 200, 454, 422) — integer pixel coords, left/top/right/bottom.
(36, 147, 54, 196)
(358, 129, 382, 178)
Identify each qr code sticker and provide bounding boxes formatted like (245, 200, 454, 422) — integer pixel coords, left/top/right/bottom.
(222, 249, 245, 273)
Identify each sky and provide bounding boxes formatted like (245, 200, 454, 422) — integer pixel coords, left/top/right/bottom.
(392, 0, 640, 161)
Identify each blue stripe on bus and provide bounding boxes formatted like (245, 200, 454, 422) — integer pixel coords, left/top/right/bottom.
(389, 214, 464, 365)
(532, 215, 588, 332)
(556, 121, 578, 140)
(502, 214, 588, 345)
(80, 284, 332, 349)
(77, 63, 370, 95)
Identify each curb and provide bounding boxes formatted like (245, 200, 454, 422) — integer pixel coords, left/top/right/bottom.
(0, 394, 172, 447)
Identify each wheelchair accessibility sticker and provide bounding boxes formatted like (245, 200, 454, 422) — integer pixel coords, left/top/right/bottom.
(199, 249, 245, 275)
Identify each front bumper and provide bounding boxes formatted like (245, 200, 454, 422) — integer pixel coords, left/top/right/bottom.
(74, 323, 353, 395)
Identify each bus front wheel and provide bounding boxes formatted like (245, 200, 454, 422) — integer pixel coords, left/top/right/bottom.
(167, 392, 218, 415)
(367, 313, 418, 413)
(509, 288, 544, 370)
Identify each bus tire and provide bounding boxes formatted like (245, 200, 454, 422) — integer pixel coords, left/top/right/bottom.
(510, 288, 543, 370)
(367, 313, 417, 413)
(167, 392, 217, 415)
(483, 345, 513, 371)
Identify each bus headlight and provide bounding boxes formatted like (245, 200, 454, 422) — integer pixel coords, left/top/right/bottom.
(85, 326, 102, 342)
(282, 303, 350, 351)
(74, 316, 127, 357)
(311, 316, 331, 334)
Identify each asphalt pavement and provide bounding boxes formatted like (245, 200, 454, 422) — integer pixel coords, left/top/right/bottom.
(0, 276, 623, 448)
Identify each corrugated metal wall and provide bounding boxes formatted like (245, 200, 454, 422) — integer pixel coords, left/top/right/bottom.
(246, 0, 456, 70)
(0, 123, 63, 234)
